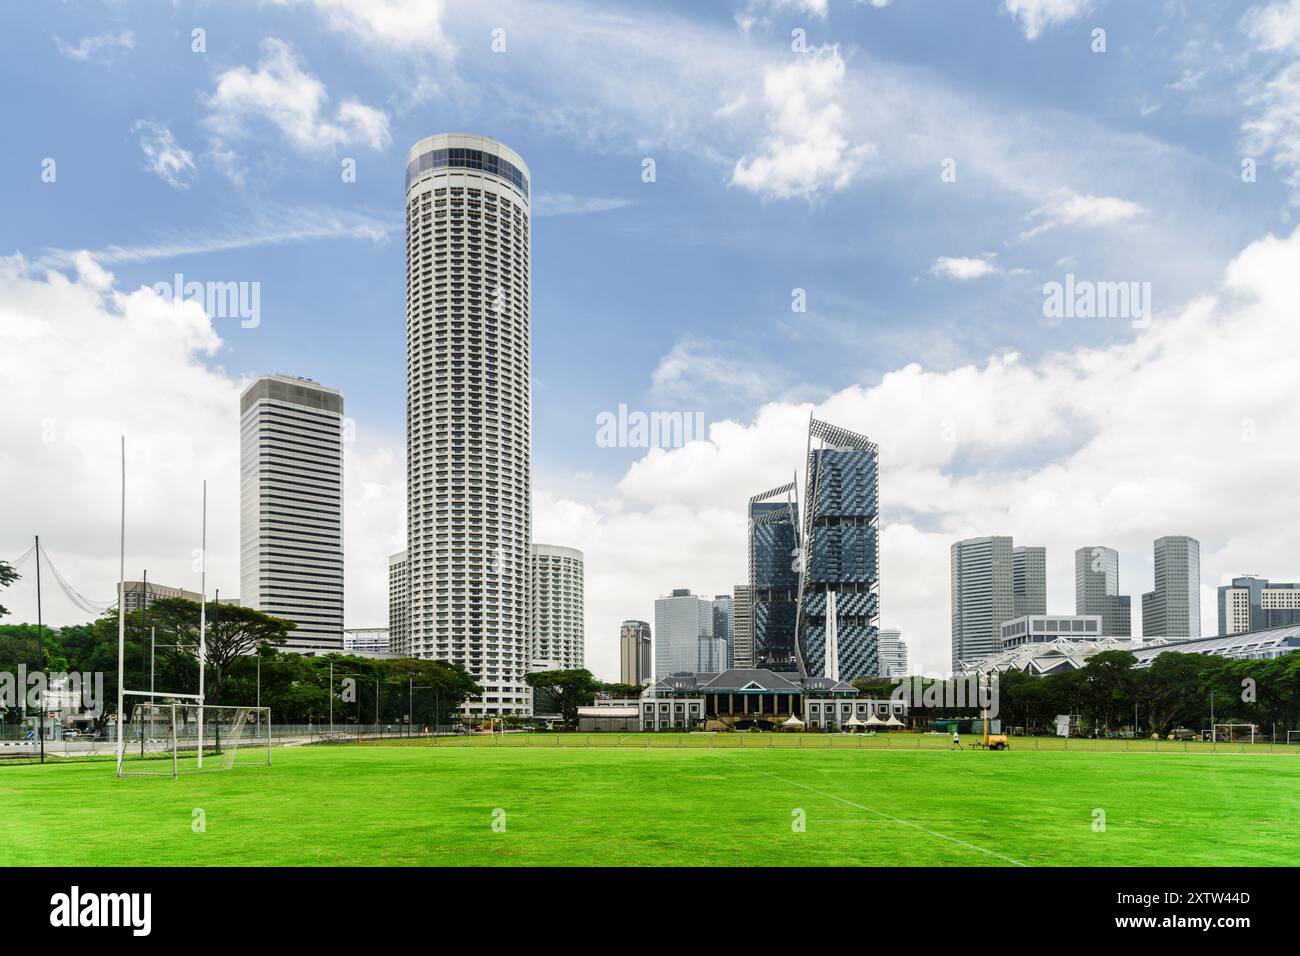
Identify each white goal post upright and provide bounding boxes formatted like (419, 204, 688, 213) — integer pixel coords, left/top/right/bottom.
(1213, 723, 1257, 744)
(1287, 731, 1300, 745)
(197, 479, 206, 770)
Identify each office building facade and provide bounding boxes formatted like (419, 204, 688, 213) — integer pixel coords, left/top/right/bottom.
(1141, 535, 1201, 639)
(749, 483, 800, 672)
(1075, 545, 1132, 636)
(654, 589, 713, 679)
(620, 620, 652, 686)
(403, 133, 532, 714)
(712, 593, 734, 669)
(951, 535, 1014, 671)
(239, 374, 344, 651)
(732, 584, 753, 668)
(388, 550, 409, 656)
(1012, 546, 1046, 618)
(999, 614, 1104, 650)
(529, 544, 584, 672)
(1218, 576, 1300, 635)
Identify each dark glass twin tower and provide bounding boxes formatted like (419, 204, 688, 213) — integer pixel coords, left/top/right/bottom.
(748, 419, 880, 681)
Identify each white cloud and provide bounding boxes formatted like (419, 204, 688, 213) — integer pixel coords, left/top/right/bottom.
(930, 256, 999, 280)
(282, 0, 455, 57)
(40, 203, 397, 268)
(731, 46, 875, 201)
(131, 121, 197, 190)
(1020, 190, 1145, 239)
(1242, 0, 1300, 53)
(533, 193, 633, 216)
(203, 38, 391, 165)
(1001, 0, 1094, 40)
(0, 254, 398, 633)
(54, 30, 134, 64)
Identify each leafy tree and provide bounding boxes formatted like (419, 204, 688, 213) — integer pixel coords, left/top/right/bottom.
(0, 561, 18, 619)
(598, 681, 645, 699)
(525, 669, 600, 727)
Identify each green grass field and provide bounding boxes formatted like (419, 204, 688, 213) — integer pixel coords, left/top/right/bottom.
(3, 739, 1299, 866)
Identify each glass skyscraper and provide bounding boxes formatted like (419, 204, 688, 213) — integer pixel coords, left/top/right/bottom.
(797, 420, 880, 681)
(748, 482, 800, 672)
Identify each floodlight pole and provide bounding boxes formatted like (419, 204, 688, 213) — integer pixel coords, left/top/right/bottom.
(115, 437, 126, 778)
(197, 480, 207, 769)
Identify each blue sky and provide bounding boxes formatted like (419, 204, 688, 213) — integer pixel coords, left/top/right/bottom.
(5, 0, 1300, 678)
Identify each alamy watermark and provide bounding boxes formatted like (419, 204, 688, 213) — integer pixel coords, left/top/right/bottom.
(596, 404, 706, 449)
(1043, 273, 1151, 329)
(1, 668, 105, 717)
(151, 272, 261, 328)
(890, 674, 1000, 719)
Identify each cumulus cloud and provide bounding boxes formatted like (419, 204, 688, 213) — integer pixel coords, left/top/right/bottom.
(732, 46, 875, 200)
(0, 254, 399, 632)
(1001, 0, 1094, 40)
(203, 38, 390, 171)
(930, 256, 1000, 280)
(1020, 190, 1145, 239)
(131, 121, 197, 190)
(54, 30, 134, 64)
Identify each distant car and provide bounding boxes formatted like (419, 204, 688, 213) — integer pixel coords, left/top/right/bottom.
(63, 730, 81, 739)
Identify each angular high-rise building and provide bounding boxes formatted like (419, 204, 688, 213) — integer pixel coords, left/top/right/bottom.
(403, 134, 532, 715)
(653, 589, 713, 679)
(951, 536, 1014, 671)
(620, 620, 651, 686)
(529, 544, 584, 671)
(239, 374, 344, 652)
(1142, 535, 1201, 640)
(1075, 545, 1132, 636)
(798, 420, 880, 681)
(1218, 575, 1300, 635)
(749, 483, 800, 672)
(1012, 546, 1046, 618)
(732, 584, 753, 668)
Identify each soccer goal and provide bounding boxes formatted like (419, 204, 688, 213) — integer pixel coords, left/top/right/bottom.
(1285, 730, 1300, 746)
(1213, 723, 1258, 744)
(117, 700, 271, 778)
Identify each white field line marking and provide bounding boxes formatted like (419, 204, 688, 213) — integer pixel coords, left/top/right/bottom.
(712, 750, 1029, 867)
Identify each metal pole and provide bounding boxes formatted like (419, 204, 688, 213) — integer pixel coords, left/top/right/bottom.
(329, 661, 333, 731)
(34, 535, 45, 764)
(256, 654, 261, 709)
(197, 480, 206, 770)
(409, 678, 413, 738)
(115, 437, 126, 778)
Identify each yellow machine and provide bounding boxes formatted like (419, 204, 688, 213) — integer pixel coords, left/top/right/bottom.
(976, 708, 1009, 750)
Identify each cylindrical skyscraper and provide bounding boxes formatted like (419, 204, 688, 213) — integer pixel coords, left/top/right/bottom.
(404, 134, 532, 716)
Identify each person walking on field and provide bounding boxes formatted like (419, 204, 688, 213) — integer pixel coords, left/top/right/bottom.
(951, 730, 962, 750)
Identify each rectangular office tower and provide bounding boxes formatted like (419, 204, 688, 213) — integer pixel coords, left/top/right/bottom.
(654, 589, 713, 679)
(1142, 535, 1201, 639)
(1012, 546, 1046, 618)
(1219, 575, 1300, 635)
(712, 593, 734, 669)
(529, 544, 584, 671)
(749, 483, 800, 672)
(951, 536, 1014, 671)
(732, 584, 753, 668)
(403, 134, 532, 715)
(620, 620, 651, 686)
(798, 419, 880, 681)
(239, 374, 344, 651)
(1075, 545, 1132, 635)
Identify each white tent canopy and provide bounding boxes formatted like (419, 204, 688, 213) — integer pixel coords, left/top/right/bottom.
(782, 714, 805, 727)
(844, 715, 864, 727)
(865, 713, 885, 726)
(884, 714, 904, 727)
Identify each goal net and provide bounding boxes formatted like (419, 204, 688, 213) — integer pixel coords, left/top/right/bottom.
(118, 702, 179, 778)
(1213, 723, 1257, 743)
(117, 702, 271, 778)
(1285, 730, 1300, 745)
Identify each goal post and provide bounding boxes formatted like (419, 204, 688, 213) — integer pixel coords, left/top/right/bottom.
(116, 699, 270, 778)
(1212, 723, 1257, 744)
(117, 701, 179, 779)
(1285, 730, 1300, 746)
